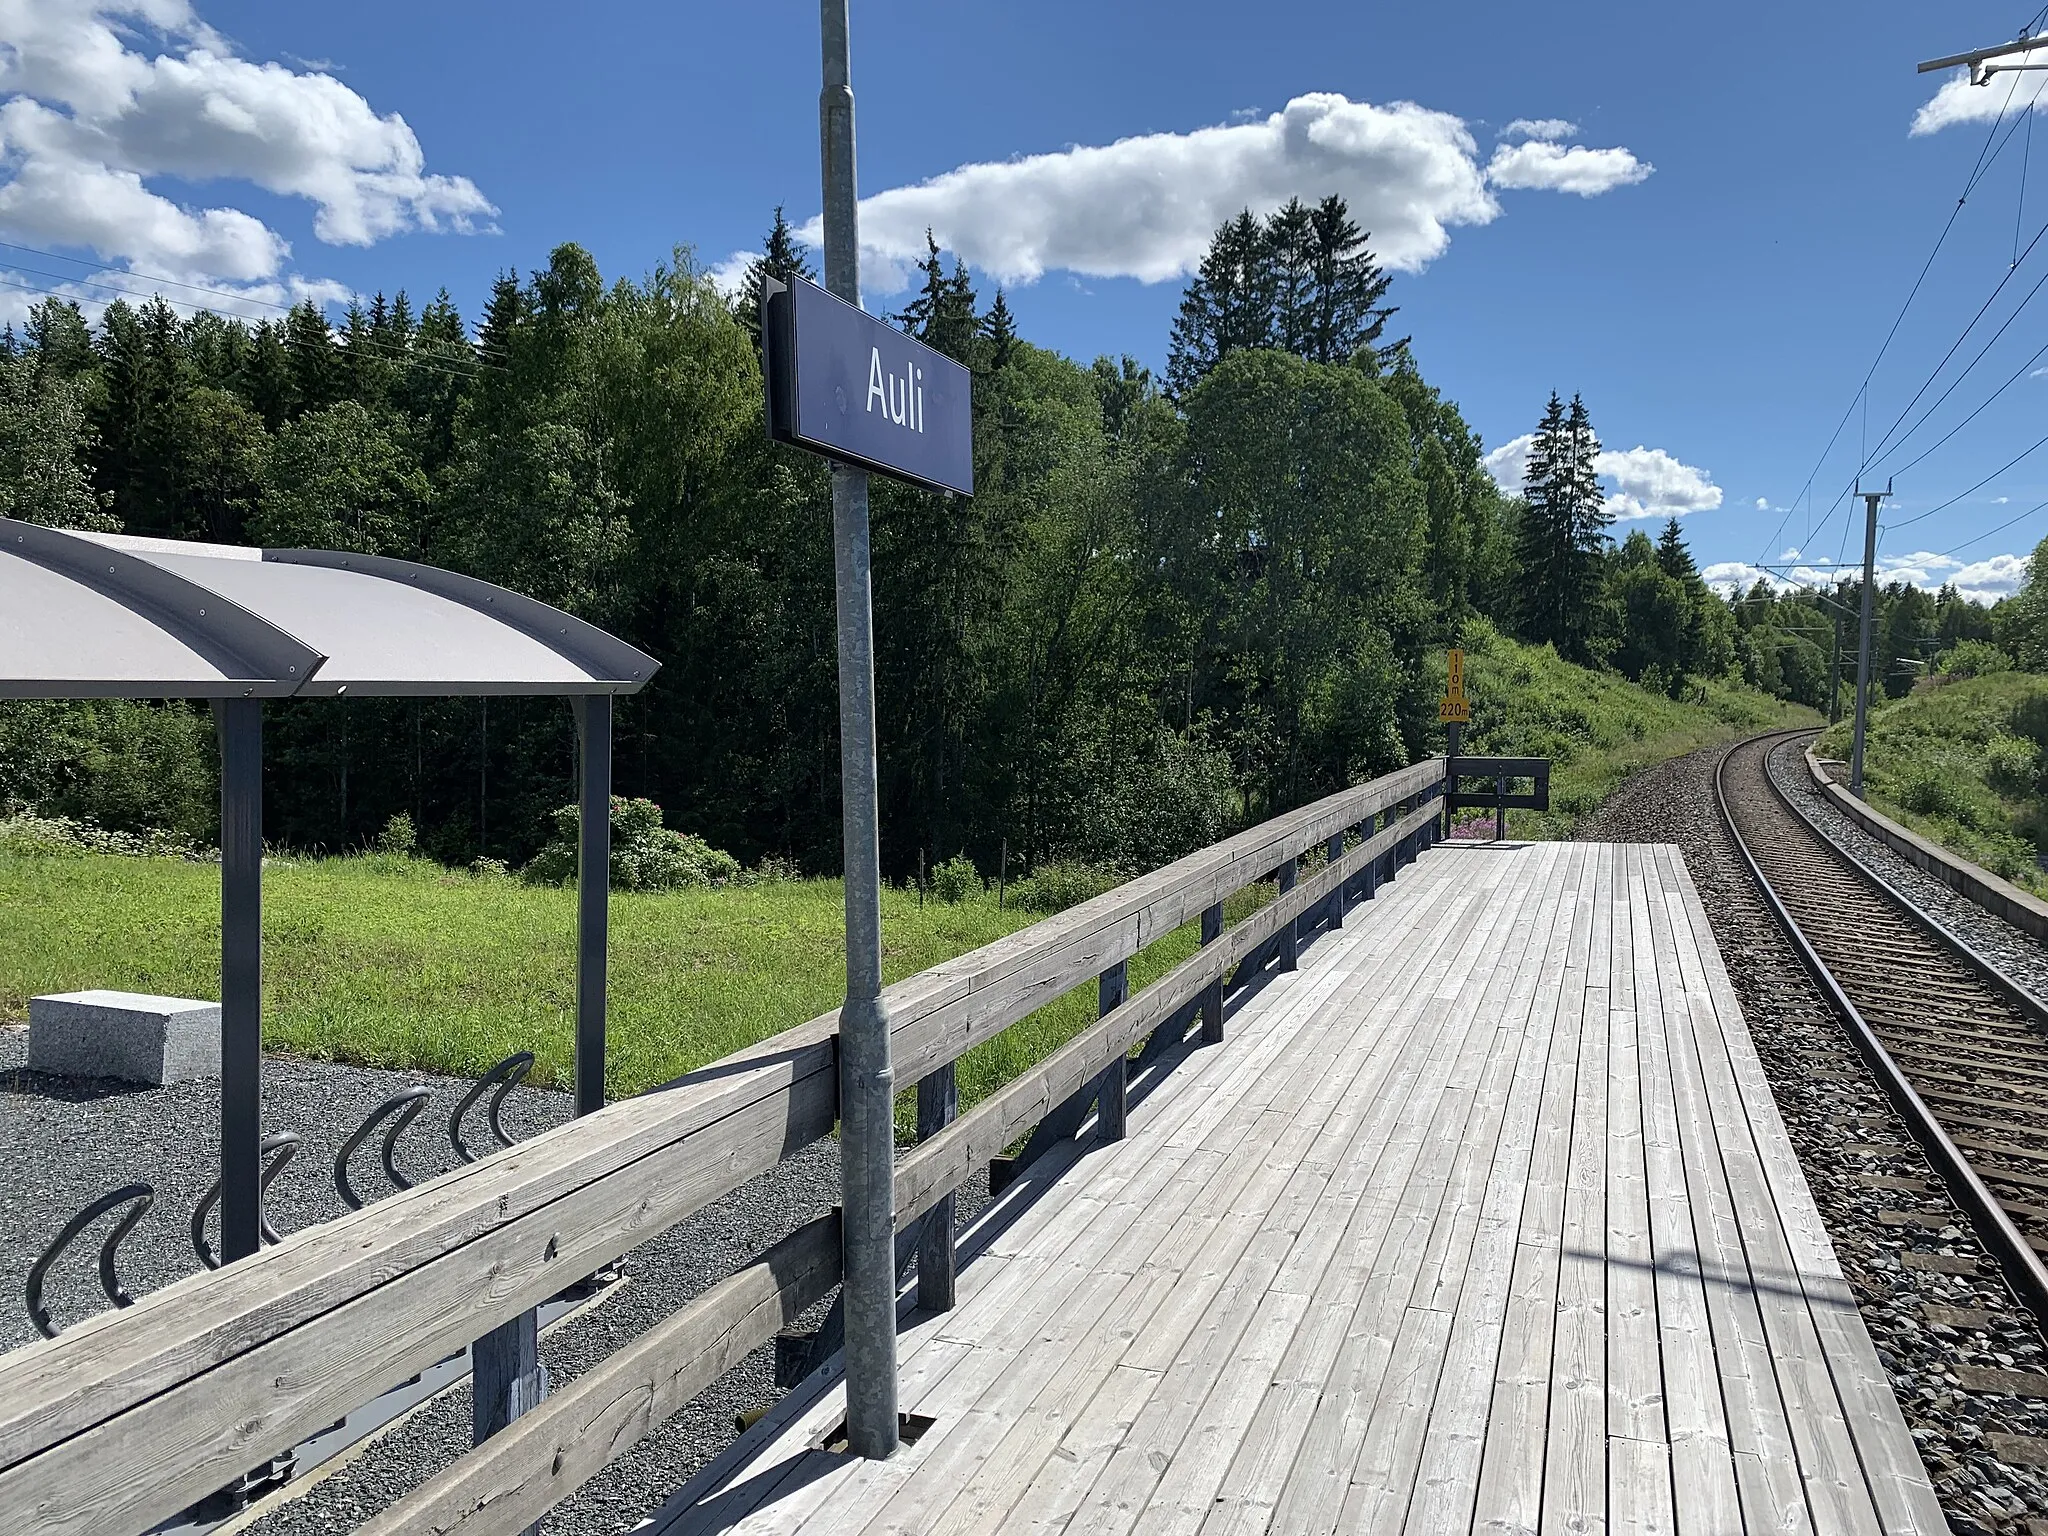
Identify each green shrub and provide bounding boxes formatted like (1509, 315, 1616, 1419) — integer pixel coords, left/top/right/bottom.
(2012, 692, 2048, 753)
(1896, 766, 1975, 825)
(930, 854, 980, 903)
(522, 796, 740, 891)
(1008, 861, 1120, 915)
(1935, 639, 2011, 678)
(374, 812, 418, 856)
(1986, 733, 2040, 798)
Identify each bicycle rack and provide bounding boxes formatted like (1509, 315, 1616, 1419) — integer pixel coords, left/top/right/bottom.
(24, 1183, 154, 1339)
(333, 1088, 431, 1211)
(449, 1052, 535, 1163)
(191, 1131, 300, 1270)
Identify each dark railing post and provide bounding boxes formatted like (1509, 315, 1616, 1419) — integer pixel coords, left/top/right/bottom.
(1097, 961, 1129, 1140)
(1278, 858, 1299, 970)
(1360, 814, 1379, 901)
(1199, 903, 1224, 1043)
(1325, 831, 1345, 929)
(916, 1063, 956, 1311)
(1495, 772, 1507, 842)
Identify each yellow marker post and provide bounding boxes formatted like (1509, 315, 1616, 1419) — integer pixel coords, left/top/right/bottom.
(1438, 649, 1468, 834)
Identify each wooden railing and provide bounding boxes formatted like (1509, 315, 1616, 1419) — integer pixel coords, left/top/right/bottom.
(0, 754, 1542, 1536)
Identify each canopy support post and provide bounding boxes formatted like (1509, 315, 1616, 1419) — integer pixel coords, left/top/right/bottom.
(214, 698, 263, 1265)
(573, 695, 612, 1118)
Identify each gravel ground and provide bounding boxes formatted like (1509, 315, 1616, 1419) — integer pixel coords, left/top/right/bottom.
(1581, 738, 2048, 1536)
(0, 1030, 989, 1535)
(1769, 741, 2048, 1010)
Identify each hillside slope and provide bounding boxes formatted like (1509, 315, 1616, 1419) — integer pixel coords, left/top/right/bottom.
(1816, 673, 2048, 895)
(1446, 620, 1820, 838)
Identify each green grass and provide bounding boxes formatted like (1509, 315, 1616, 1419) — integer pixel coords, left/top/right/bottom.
(1815, 673, 2048, 895)
(0, 851, 1266, 1127)
(1445, 619, 1822, 838)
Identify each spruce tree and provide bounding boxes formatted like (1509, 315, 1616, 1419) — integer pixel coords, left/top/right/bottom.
(894, 230, 949, 341)
(283, 301, 337, 417)
(1166, 209, 1274, 396)
(734, 205, 816, 346)
(1515, 392, 1613, 661)
(1655, 516, 1697, 581)
(24, 299, 93, 385)
(1305, 195, 1398, 365)
(895, 234, 979, 364)
(981, 288, 1018, 370)
(474, 272, 524, 369)
(242, 320, 292, 430)
(1266, 198, 1318, 358)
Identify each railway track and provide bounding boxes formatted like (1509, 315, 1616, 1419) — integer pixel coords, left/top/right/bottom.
(1718, 729, 2048, 1319)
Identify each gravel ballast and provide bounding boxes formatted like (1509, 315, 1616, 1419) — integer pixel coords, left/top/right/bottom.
(1580, 736, 2048, 1536)
(0, 1029, 988, 1535)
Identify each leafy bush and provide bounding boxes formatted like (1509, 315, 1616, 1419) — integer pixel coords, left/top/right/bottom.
(930, 854, 980, 903)
(1896, 766, 1977, 826)
(374, 812, 418, 856)
(1007, 861, 1120, 915)
(1935, 639, 2011, 678)
(522, 796, 740, 892)
(2012, 691, 2048, 753)
(1986, 732, 2041, 798)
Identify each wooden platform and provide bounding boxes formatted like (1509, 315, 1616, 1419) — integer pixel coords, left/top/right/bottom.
(654, 841, 1943, 1536)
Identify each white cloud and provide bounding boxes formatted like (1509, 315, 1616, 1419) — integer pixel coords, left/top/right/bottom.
(1484, 140, 1653, 196)
(1599, 444, 1722, 521)
(1781, 547, 1801, 561)
(1502, 118, 1577, 142)
(806, 92, 1648, 294)
(1914, 47, 2048, 135)
(704, 249, 756, 299)
(1703, 551, 2030, 605)
(1482, 432, 1538, 490)
(1482, 433, 1721, 521)
(0, 0, 493, 312)
(1755, 496, 1770, 510)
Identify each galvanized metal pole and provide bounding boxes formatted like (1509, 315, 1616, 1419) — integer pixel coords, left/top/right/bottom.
(821, 0, 899, 1461)
(1850, 487, 1887, 799)
(215, 699, 263, 1264)
(573, 694, 612, 1118)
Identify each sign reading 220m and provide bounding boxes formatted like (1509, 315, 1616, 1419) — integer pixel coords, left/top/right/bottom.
(762, 276, 974, 498)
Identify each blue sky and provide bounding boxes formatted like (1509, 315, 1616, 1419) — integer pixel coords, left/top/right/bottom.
(6, 1, 2048, 600)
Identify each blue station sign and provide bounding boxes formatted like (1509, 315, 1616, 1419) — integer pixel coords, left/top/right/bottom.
(762, 276, 974, 498)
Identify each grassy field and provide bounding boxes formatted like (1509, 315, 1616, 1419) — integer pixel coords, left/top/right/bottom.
(0, 850, 1266, 1126)
(1448, 620, 1822, 838)
(1815, 672, 2048, 895)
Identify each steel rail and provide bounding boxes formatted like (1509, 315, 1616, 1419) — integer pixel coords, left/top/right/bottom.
(1716, 728, 2048, 1322)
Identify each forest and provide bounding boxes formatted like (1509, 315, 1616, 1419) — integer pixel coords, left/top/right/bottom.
(0, 197, 2012, 880)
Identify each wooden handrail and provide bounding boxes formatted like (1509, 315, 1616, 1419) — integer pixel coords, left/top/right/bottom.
(0, 757, 1459, 1536)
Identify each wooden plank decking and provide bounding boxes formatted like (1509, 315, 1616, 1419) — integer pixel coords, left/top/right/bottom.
(652, 841, 1943, 1536)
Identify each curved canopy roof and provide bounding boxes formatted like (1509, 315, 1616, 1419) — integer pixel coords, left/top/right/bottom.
(0, 518, 658, 700)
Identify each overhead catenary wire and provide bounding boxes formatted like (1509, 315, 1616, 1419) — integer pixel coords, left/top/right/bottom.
(1763, 62, 2032, 567)
(1939, 494, 2048, 555)
(1886, 420, 2048, 533)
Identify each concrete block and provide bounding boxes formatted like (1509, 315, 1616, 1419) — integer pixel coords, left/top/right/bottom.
(28, 990, 221, 1085)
